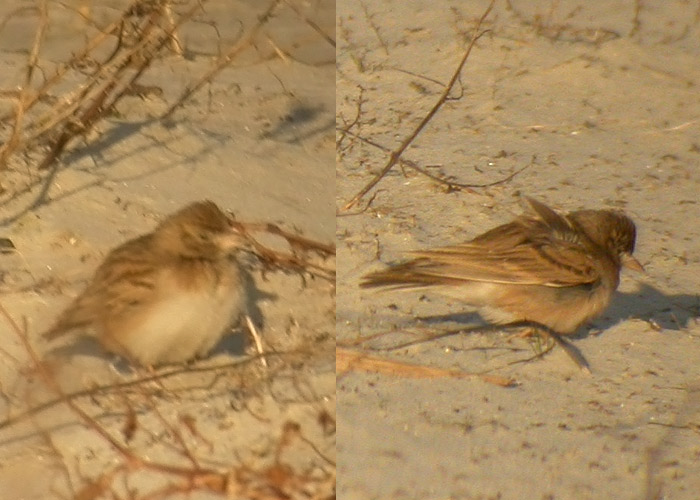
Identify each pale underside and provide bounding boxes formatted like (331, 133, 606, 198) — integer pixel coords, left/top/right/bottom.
(390, 279, 613, 334)
(96, 263, 245, 366)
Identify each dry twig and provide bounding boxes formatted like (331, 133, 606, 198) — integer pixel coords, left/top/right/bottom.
(0, 301, 334, 499)
(234, 219, 335, 283)
(336, 347, 515, 387)
(342, 0, 496, 210)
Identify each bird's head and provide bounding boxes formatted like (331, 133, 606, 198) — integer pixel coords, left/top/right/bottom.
(571, 209, 644, 272)
(155, 200, 246, 260)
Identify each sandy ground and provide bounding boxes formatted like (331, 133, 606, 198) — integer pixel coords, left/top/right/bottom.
(0, 1, 334, 499)
(337, 1, 700, 499)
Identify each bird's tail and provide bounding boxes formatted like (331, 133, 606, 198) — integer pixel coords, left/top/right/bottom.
(43, 301, 93, 340)
(361, 262, 461, 289)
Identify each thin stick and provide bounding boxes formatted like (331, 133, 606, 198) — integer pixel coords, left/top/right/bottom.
(161, 0, 283, 120)
(0, 0, 144, 123)
(338, 127, 530, 192)
(238, 221, 335, 256)
(342, 0, 495, 210)
(336, 347, 515, 387)
(245, 315, 268, 368)
(0, 0, 47, 169)
(282, 0, 335, 48)
(231, 220, 335, 282)
(0, 348, 305, 432)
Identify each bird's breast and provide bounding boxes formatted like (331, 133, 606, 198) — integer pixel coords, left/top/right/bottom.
(101, 262, 245, 365)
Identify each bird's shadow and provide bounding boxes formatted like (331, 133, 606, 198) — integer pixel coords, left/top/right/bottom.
(416, 283, 699, 338)
(212, 264, 275, 358)
(598, 282, 699, 332)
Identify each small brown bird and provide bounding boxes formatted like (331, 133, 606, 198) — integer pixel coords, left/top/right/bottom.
(44, 200, 249, 367)
(361, 197, 643, 335)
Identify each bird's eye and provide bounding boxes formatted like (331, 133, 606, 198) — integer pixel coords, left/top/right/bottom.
(198, 231, 210, 241)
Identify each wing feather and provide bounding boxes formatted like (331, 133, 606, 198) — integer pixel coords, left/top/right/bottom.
(44, 235, 160, 339)
(362, 209, 601, 289)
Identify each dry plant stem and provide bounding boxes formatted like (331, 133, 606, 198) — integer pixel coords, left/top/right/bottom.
(161, 0, 283, 120)
(36, 1, 205, 171)
(0, 348, 303, 432)
(246, 314, 269, 368)
(0, 0, 152, 171)
(338, 127, 530, 192)
(0, 0, 143, 123)
(161, 1, 184, 56)
(337, 128, 476, 194)
(335, 85, 365, 157)
(504, 341, 556, 368)
(1, 302, 332, 497)
(39, 429, 76, 494)
(0, 0, 206, 173)
(234, 221, 335, 282)
(19, 20, 138, 145)
(0, 0, 322, 177)
(146, 398, 201, 468)
(249, 242, 335, 281)
(282, 0, 335, 47)
(342, 0, 496, 210)
(0, 304, 232, 482)
(239, 221, 335, 256)
(0, 303, 133, 459)
(0, 0, 47, 169)
(293, 426, 335, 467)
(336, 347, 515, 387)
(336, 328, 399, 347)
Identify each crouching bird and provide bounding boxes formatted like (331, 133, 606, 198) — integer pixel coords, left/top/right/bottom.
(44, 200, 251, 367)
(361, 197, 643, 336)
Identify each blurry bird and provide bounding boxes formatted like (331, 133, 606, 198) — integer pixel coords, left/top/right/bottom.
(44, 200, 251, 367)
(361, 197, 643, 335)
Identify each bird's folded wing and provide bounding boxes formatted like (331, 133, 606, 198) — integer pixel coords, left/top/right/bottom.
(90, 237, 160, 317)
(407, 241, 599, 287)
(522, 197, 576, 238)
(361, 199, 602, 290)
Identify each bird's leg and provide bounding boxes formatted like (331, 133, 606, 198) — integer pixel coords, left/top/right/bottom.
(528, 327, 555, 354)
(500, 321, 591, 373)
(505, 326, 555, 355)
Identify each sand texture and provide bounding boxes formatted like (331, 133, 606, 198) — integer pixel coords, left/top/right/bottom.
(0, 1, 334, 499)
(337, 1, 700, 499)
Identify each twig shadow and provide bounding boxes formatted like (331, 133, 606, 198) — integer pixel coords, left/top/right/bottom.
(260, 103, 331, 143)
(0, 118, 215, 227)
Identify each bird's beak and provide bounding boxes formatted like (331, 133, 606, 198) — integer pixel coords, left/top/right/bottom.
(622, 253, 645, 273)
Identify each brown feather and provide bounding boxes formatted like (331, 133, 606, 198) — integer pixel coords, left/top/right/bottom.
(43, 200, 248, 366)
(361, 198, 641, 334)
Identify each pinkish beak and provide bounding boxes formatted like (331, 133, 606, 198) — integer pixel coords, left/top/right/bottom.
(622, 253, 645, 273)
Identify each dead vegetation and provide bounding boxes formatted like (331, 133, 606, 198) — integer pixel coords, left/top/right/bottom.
(335, 0, 533, 214)
(0, 0, 334, 214)
(0, 1, 335, 498)
(234, 219, 335, 283)
(337, 1, 498, 211)
(1, 301, 334, 500)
